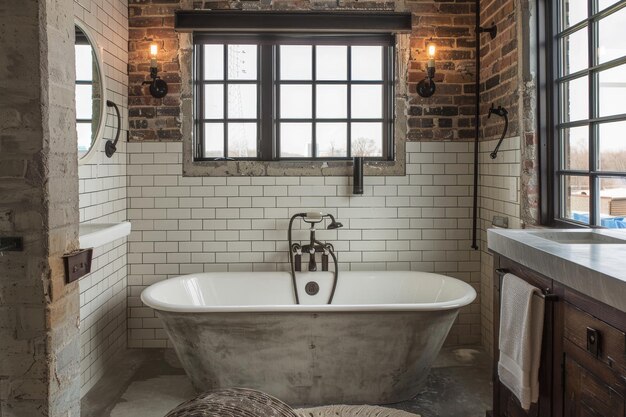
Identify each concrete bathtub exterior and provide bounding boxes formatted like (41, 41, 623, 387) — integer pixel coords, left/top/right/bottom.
(140, 271, 476, 405)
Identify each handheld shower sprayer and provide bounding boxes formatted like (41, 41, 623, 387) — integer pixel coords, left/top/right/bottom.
(301, 212, 344, 229)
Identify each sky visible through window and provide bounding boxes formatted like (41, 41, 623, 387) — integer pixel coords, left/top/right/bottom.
(76, 43, 94, 157)
(201, 43, 386, 159)
(560, 0, 626, 226)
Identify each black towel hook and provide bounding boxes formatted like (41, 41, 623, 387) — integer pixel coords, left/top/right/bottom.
(105, 100, 121, 158)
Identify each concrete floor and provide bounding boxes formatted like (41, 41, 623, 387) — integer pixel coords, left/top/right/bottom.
(81, 346, 492, 417)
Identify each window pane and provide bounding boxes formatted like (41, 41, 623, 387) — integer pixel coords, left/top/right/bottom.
(75, 44, 93, 81)
(599, 121, 626, 172)
(560, 0, 587, 30)
(228, 84, 256, 119)
(280, 45, 312, 80)
(204, 84, 223, 119)
(560, 76, 588, 122)
(227, 45, 257, 80)
(203, 45, 224, 80)
(351, 85, 383, 119)
(599, 177, 626, 227)
(560, 28, 588, 76)
(316, 46, 347, 80)
(599, 64, 626, 117)
(351, 122, 382, 157)
(77, 122, 92, 156)
(599, 0, 620, 11)
(280, 85, 312, 118)
(280, 123, 312, 157)
(561, 126, 589, 170)
(351, 46, 383, 80)
(76, 84, 93, 119)
(204, 123, 224, 157)
(316, 85, 347, 119)
(227, 123, 256, 157)
(598, 8, 626, 64)
(317, 123, 347, 157)
(562, 175, 590, 223)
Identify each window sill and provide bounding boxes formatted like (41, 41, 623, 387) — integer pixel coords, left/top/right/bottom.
(182, 155, 405, 177)
(182, 126, 406, 176)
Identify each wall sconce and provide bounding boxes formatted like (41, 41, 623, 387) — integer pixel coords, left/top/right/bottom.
(417, 42, 436, 98)
(143, 43, 168, 99)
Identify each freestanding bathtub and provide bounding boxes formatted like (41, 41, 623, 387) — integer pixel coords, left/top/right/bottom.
(141, 270, 476, 405)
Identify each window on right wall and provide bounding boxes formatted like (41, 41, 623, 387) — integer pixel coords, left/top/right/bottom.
(548, 0, 626, 227)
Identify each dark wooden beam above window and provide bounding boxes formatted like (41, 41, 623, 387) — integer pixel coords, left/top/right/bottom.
(175, 10, 412, 33)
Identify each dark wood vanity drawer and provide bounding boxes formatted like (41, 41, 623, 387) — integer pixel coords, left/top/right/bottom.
(563, 301, 626, 375)
(563, 352, 625, 417)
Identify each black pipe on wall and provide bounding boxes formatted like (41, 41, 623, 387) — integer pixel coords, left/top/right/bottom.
(472, 2, 481, 251)
(472, 6, 497, 250)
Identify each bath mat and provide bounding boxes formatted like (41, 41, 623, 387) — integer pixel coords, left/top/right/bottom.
(295, 405, 420, 417)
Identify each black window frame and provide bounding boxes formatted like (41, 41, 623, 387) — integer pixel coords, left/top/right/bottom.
(193, 33, 395, 162)
(539, 0, 626, 227)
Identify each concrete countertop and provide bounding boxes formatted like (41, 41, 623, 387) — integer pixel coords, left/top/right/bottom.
(488, 228, 626, 313)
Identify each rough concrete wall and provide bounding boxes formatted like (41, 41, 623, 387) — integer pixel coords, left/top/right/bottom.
(0, 0, 80, 415)
(74, 0, 130, 396)
(127, 0, 476, 143)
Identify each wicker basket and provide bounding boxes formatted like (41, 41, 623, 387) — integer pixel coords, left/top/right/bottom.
(164, 388, 298, 417)
(295, 405, 420, 417)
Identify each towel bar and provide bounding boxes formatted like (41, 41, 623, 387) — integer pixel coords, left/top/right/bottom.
(495, 268, 558, 301)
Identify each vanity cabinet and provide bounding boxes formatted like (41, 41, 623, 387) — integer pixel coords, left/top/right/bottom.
(555, 287, 626, 417)
(492, 254, 626, 417)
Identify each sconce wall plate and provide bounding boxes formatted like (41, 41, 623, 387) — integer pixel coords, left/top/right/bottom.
(417, 65, 437, 98)
(149, 78, 168, 99)
(417, 78, 436, 98)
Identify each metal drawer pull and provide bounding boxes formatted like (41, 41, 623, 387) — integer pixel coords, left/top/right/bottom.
(495, 268, 558, 301)
(586, 327, 600, 357)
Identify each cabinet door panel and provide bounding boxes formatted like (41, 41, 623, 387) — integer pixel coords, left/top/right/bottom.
(564, 353, 625, 417)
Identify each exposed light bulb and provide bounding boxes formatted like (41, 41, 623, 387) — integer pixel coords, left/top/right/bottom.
(427, 43, 436, 59)
(427, 43, 436, 69)
(150, 43, 158, 68)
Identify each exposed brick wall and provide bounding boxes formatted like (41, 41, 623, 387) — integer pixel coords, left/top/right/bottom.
(479, 0, 519, 141)
(128, 0, 477, 143)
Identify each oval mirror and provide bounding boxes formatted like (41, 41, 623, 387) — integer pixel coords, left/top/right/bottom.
(74, 22, 106, 162)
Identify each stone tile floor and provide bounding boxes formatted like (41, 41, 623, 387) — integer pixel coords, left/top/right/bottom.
(82, 346, 492, 417)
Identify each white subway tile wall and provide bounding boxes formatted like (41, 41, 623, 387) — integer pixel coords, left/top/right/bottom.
(478, 137, 522, 356)
(75, 0, 129, 396)
(126, 141, 482, 348)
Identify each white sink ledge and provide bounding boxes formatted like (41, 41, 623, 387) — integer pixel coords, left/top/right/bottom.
(79, 221, 131, 249)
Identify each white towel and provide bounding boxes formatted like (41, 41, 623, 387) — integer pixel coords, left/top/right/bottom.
(498, 273, 545, 410)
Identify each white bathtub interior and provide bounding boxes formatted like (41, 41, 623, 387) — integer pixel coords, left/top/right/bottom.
(141, 271, 477, 312)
